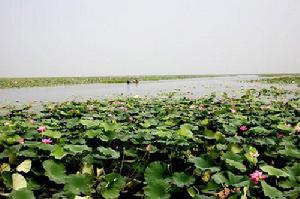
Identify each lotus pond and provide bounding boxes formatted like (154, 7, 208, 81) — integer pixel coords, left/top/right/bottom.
(0, 88, 299, 199)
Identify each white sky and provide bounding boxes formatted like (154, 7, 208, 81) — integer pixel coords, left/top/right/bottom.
(0, 0, 299, 77)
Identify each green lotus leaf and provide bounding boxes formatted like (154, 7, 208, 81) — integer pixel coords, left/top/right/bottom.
(100, 173, 126, 199)
(50, 146, 67, 159)
(225, 159, 246, 172)
(200, 119, 209, 126)
(176, 125, 193, 138)
(250, 126, 268, 134)
(64, 145, 91, 154)
(64, 174, 93, 196)
(189, 156, 220, 172)
(261, 181, 283, 199)
(284, 163, 300, 180)
(43, 160, 66, 184)
(42, 130, 61, 139)
(81, 162, 93, 175)
(102, 122, 121, 132)
(203, 129, 225, 142)
(200, 180, 221, 194)
(278, 179, 299, 189)
(260, 165, 289, 178)
(18, 149, 38, 158)
(211, 172, 229, 184)
(153, 130, 172, 138)
(187, 187, 197, 198)
(144, 180, 171, 199)
(16, 159, 31, 173)
(226, 171, 249, 187)
(80, 119, 100, 129)
(0, 163, 10, 173)
(85, 130, 101, 138)
(9, 188, 35, 199)
(222, 151, 244, 162)
(97, 147, 120, 159)
(277, 124, 294, 133)
(12, 173, 27, 190)
(244, 146, 258, 165)
(141, 119, 158, 128)
(278, 146, 300, 158)
(229, 144, 243, 154)
(283, 187, 300, 198)
(145, 162, 168, 183)
(212, 171, 249, 187)
(172, 172, 195, 188)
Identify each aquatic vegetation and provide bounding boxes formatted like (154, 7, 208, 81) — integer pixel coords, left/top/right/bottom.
(250, 75, 300, 85)
(0, 75, 225, 89)
(0, 88, 299, 198)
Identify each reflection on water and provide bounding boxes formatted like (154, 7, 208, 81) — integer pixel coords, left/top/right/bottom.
(0, 75, 298, 105)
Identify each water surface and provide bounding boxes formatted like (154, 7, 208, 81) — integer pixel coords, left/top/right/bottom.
(0, 75, 298, 105)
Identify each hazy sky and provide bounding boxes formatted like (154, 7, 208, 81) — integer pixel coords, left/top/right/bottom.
(0, 0, 299, 77)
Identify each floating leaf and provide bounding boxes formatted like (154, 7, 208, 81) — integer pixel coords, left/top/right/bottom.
(260, 165, 289, 178)
(212, 172, 228, 184)
(64, 174, 93, 196)
(10, 188, 35, 199)
(100, 173, 126, 199)
(225, 159, 246, 172)
(0, 163, 11, 173)
(277, 124, 294, 133)
(144, 180, 170, 199)
(244, 146, 258, 165)
(82, 162, 93, 175)
(64, 145, 91, 154)
(229, 144, 243, 154)
(278, 147, 300, 158)
(85, 130, 101, 138)
(16, 159, 31, 173)
(261, 181, 283, 198)
(250, 127, 268, 134)
(204, 129, 224, 142)
(102, 122, 121, 132)
(12, 173, 27, 190)
(80, 119, 100, 129)
(145, 162, 168, 183)
(50, 146, 67, 159)
(172, 172, 195, 188)
(43, 160, 66, 184)
(189, 156, 220, 172)
(177, 127, 193, 138)
(97, 147, 120, 159)
(42, 130, 61, 139)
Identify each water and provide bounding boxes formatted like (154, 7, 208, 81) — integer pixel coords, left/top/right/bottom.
(0, 75, 298, 105)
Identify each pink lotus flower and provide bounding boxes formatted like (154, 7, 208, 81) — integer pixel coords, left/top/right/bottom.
(231, 108, 237, 113)
(18, 138, 25, 144)
(41, 138, 52, 144)
(37, 126, 46, 133)
(146, 144, 151, 152)
(249, 170, 267, 184)
(30, 119, 36, 124)
(239, 125, 248, 132)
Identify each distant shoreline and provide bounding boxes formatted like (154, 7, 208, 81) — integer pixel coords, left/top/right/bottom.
(0, 74, 299, 88)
